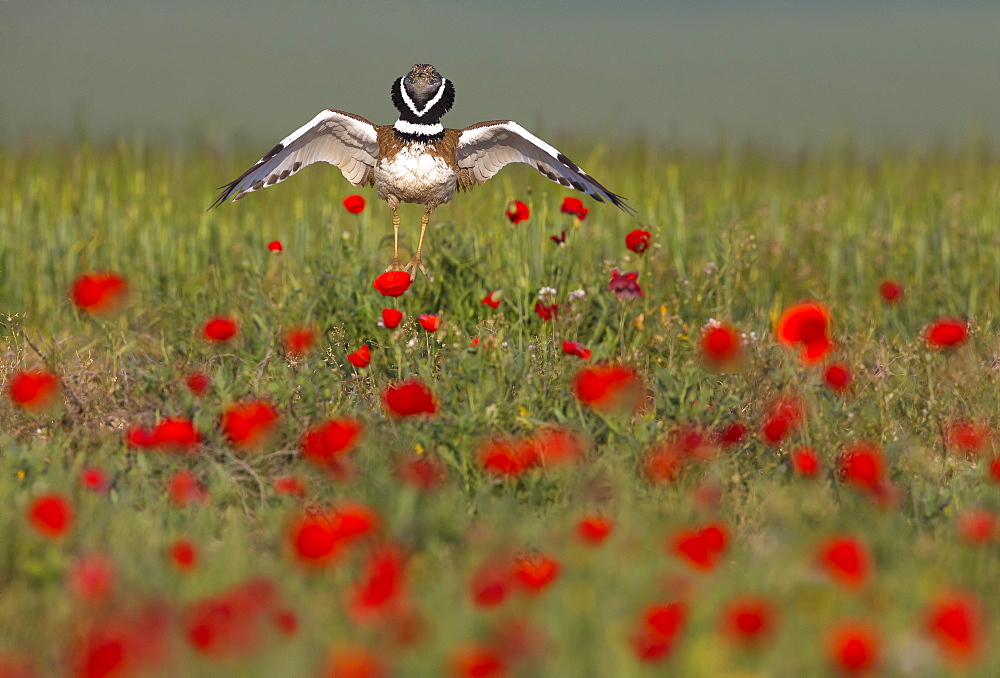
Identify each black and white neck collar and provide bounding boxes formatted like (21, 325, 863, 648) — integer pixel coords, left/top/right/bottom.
(393, 119, 445, 141)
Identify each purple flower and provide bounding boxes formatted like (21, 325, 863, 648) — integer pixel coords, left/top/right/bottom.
(607, 269, 643, 299)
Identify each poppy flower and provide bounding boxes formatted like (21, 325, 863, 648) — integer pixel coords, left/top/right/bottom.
(562, 340, 592, 360)
(168, 540, 198, 571)
(381, 308, 404, 328)
(946, 419, 992, 456)
(220, 400, 279, 450)
(644, 427, 716, 484)
(349, 546, 406, 619)
(512, 553, 560, 594)
(823, 363, 852, 393)
(27, 494, 73, 538)
(300, 418, 363, 470)
(71, 272, 128, 315)
(184, 578, 283, 659)
(324, 645, 389, 678)
(418, 314, 440, 332)
(836, 441, 886, 494)
(7, 369, 59, 412)
(373, 271, 412, 297)
(721, 596, 776, 646)
(878, 280, 903, 304)
(343, 194, 366, 213)
(383, 379, 437, 417)
(202, 316, 238, 342)
(470, 560, 512, 608)
(606, 269, 642, 299)
(126, 417, 203, 453)
(700, 321, 743, 371)
(80, 467, 109, 493)
(625, 229, 651, 253)
(479, 438, 540, 478)
(530, 427, 584, 466)
(267, 240, 283, 252)
(505, 200, 530, 224)
(957, 509, 996, 544)
(534, 301, 558, 321)
(776, 301, 833, 363)
(69, 555, 116, 603)
(70, 605, 171, 678)
(925, 593, 982, 663)
(347, 344, 371, 368)
(549, 230, 566, 245)
(169, 470, 208, 507)
(450, 643, 506, 678)
(576, 515, 613, 545)
(396, 456, 446, 491)
(560, 196, 589, 220)
(572, 363, 642, 412)
(481, 291, 502, 309)
(185, 372, 210, 396)
(631, 601, 687, 663)
(288, 512, 341, 566)
(670, 523, 728, 571)
(283, 326, 316, 356)
(817, 536, 870, 589)
(274, 475, 307, 498)
(715, 422, 747, 446)
(925, 317, 968, 349)
(828, 624, 878, 674)
(761, 395, 804, 445)
(790, 447, 821, 477)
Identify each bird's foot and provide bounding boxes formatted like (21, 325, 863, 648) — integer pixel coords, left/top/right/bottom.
(404, 256, 428, 277)
(384, 257, 403, 272)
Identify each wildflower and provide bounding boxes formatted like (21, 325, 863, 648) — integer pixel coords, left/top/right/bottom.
(836, 441, 887, 494)
(568, 288, 586, 302)
(288, 512, 341, 566)
(625, 229, 651, 253)
(606, 269, 643, 299)
(184, 578, 285, 659)
(481, 291, 502, 309)
(349, 546, 407, 620)
(300, 418, 363, 471)
(69, 605, 171, 678)
(274, 475, 307, 498)
(381, 308, 404, 328)
(823, 363, 852, 393)
(562, 340, 592, 360)
(644, 427, 716, 484)
(925, 593, 983, 664)
(471, 560, 512, 608)
(715, 422, 747, 446)
(957, 509, 996, 544)
(817, 536, 870, 589)
(761, 395, 804, 445)
(721, 596, 776, 646)
(549, 230, 566, 245)
(512, 553, 560, 594)
(202, 316, 238, 342)
(631, 601, 687, 662)
(534, 301, 558, 321)
(373, 271, 412, 297)
(27, 494, 73, 538)
(946, 419, 992, 456)
(418, 313, 440, 332)
(221, 400, 279, 450)
(126, 417, 203, 453)
(479, 437, 539, 478)
(267, 240, 283, 252)
(168, 540, 198, 571)
(925, 317, 968, 349)
(80, 467, 109, 493)
(670, 522, 728, 571)
(347, 344, 371, 368)
(71, 272, 128, 315)
(790, 447, 821, 477)
(576, 515, 613, 545)
(450, 644, 506, 678)
(185, 372, 210, 396)
(7, 369, 59, 412)
(69, 555, 116, 603)
(700, 320, 743, 371)
(572, 363, 642, 412)
(169, 470, 208, 507)
(324, 645, 389, 678)
(776, 301, 833, 363)
(396, 456, 446, 491)
(878, 280, 903, 304)
(560, 196, 589, 220)
(384, 379, 437, 417)
(283, 326, 317, 356)
(343, 194, 366, 213)
(537, 286, 557, 301)
(505, 200, 530, 224)
(828, 624, 878, 674)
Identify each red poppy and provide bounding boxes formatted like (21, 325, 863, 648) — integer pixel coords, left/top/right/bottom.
(530, 427, 584, 466)
(511, 553, 560, 594)
(776, 301, 833, 363)
(990, 457, 1000, 484)
(790, 447, 821, 477)
(185, 372, 210, 396)
(715, 422, 747, 446)
(644, 427, 716, 484)
(184, 578, 284, 659)
(576, 515, 613, 545)
(126, 416, 203, 453)
(323, 645, 389, 678)
(823, 363, 852, 393)
(27, 494, 73, 538)
(80, 467, 109, 493)
(549, 230, 566, 245)
(761, 395, 804, 445)
(470, 560, 512, 608)
(70, 605, 171, 678)
(606, 269, 642, 299)
(878, 280, 903, 304)
(481, 291, 502, 309)
(837, 441, 886, 494)
(283, 326, 316, 356)
(169, 470, 208, 507)
(69, 555, 116, 603)
(274, 475, 307, 498)
(300, 418, 363, 470)
(479, 437, 540, 478)
(202, 316, 238, 342)
(625, 229, 651, 253)
(381, 308, 404, 329)
(562, 340, 592, 360)
(700, 321, 743, 371)
(450, 643, 506, 678)
(71, 272, 128, 315)
(505, 200, 530, 224)
(957, 509, 996, 544)
(384, 379, 437, 417)
(572, 363, 642, 412)
(631, 601, 687, 663)
(670, 522, 728, 571)
(347, 344, 371, 368)
(288, 512, 341, 566)
(396, 456, 446, 491)
(925, 317, 968, 349)
(343, 194, 366, 213)
(418, 314, 440, 332)
(373, 271, 412, 297)
(7, 369, 59, 412)
(560, 196, 589, 220)
(534, 301, 558, 321)
(168, 539, 198, 571)
(817, 536, 870, 589)
(349, 546, 406, 619)
(828, 624, 878, 674)
(267, 240, 283, 252)
(721, 596, 776, 646)
(221, 400, 279, 450)
(946, 419, 992, 456)
(925, 593, 982, 663)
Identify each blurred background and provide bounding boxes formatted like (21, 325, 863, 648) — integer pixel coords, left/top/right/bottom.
(3, 0, 999, 151)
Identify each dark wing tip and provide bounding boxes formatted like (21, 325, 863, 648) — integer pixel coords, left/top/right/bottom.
(554, 152, 636, 216)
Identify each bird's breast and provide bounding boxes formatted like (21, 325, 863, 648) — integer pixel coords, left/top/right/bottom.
(375, 143, 457, 206)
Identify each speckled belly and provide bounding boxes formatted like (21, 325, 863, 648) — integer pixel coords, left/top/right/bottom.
(374, 145, 457, 207)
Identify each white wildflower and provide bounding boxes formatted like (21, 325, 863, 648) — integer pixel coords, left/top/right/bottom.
(568, 289, 587, 302)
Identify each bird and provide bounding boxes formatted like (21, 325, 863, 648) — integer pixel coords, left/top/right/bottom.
(211, 64, 634, 275)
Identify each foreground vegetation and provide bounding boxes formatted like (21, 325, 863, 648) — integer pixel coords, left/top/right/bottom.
(1, 138, 998, 676)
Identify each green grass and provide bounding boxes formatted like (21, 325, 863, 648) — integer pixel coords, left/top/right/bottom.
(0, 138, 998, 676)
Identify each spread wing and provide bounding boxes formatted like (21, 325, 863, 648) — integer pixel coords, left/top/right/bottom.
(211, 110, 379, 208)
(455, 120, 635, 214)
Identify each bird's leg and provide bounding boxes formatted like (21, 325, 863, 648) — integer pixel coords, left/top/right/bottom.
(385, 208, 402, 271)
(405, 207, 432, 276)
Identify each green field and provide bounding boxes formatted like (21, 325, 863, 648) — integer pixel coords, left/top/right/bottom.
(1, 139, 999, 676)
